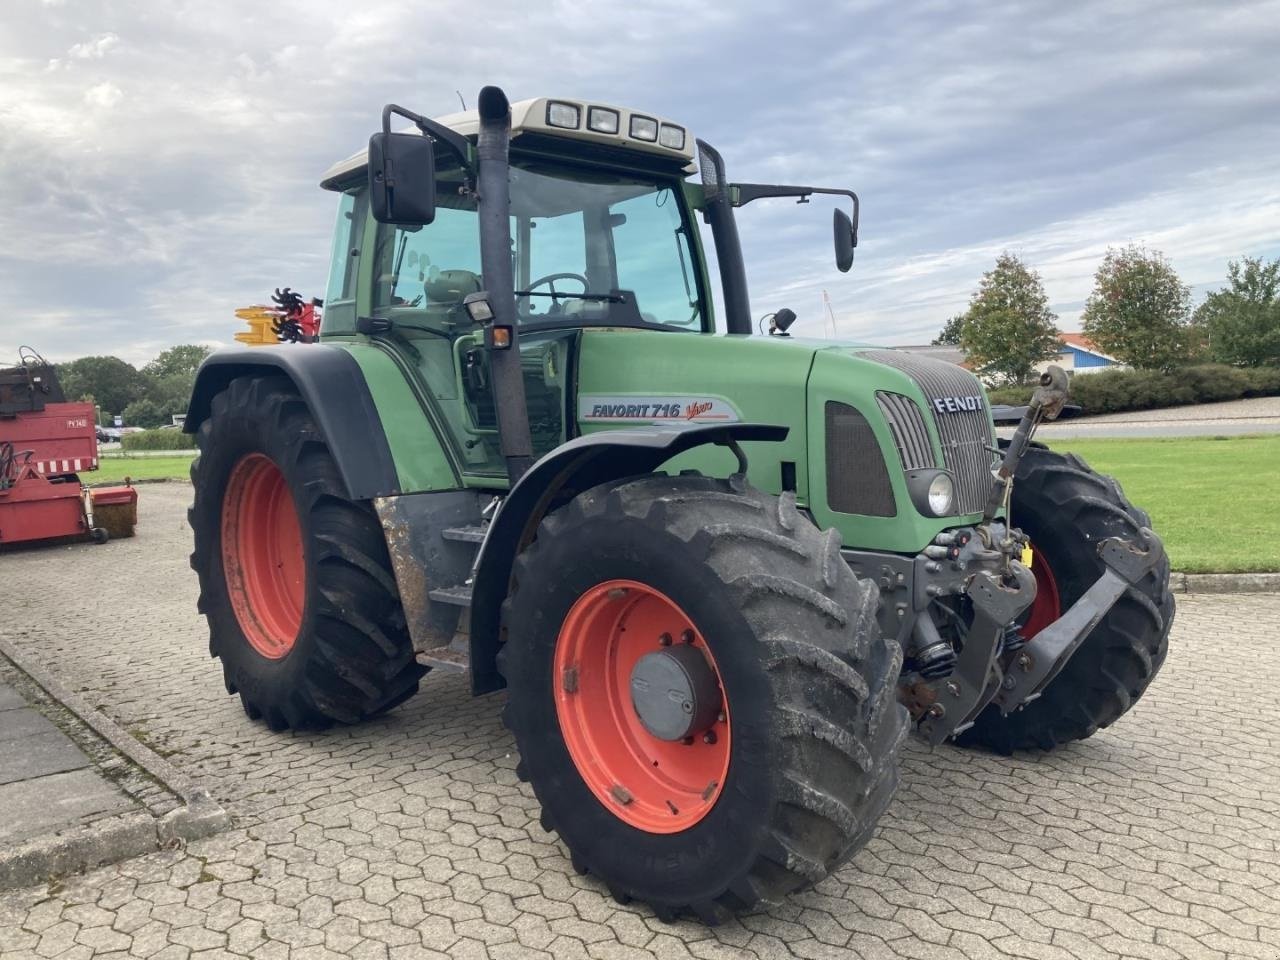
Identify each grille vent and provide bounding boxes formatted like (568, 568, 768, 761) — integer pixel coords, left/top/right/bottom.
(862, 351, 995, 515)
(876, 392, 935, 471)
(825, 401, 895, 517)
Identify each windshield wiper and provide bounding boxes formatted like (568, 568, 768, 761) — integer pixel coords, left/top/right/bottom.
(514, 290, 625, 303)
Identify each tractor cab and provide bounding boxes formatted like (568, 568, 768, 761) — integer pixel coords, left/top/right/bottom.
(315, 96, 855, 480)
(318, 98, 714, 478)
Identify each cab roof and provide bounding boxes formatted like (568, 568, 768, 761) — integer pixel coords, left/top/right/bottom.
(320, 97, 697, 190)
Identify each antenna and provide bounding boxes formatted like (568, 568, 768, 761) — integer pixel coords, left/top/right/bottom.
(456, 90, 466, 111)
(822, 290, 838, 339)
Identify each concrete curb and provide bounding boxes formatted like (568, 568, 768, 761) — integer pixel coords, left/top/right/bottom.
(0, 636, 230, 892)
(1174, 572, 1280, 594)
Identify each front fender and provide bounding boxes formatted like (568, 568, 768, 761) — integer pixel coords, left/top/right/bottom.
(185, 346, 399, 501)
(469, 422, 789, 693)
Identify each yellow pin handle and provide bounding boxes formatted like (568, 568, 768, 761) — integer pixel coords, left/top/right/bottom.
(1020, 544, 1034, 568)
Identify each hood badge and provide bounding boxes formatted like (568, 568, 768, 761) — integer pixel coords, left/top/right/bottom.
(932, 396, 984, 414)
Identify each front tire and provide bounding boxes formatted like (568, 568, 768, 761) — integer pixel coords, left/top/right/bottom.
(189, 375, 425, 730)
(958, 445, 1174, 753)
(499, 474, 907, 921)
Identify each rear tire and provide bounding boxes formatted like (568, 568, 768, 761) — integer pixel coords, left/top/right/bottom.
(499, 473, 907, 921)
(957, 444, 1174, 753)
(189, 375, 425, 730)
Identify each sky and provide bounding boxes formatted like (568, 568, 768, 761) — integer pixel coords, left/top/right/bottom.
(1, 0, 1278, 364)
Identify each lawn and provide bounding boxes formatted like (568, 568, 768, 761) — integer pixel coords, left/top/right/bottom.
(80, 438, 1278, 573)
(90, 455, 195, 484)
(1048, 435, 1280, 573)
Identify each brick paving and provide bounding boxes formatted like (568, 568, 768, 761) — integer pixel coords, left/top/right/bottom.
(1, 481, 1277, 959)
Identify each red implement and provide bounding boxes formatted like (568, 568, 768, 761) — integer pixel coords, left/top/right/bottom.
(0, 400, 137, 546)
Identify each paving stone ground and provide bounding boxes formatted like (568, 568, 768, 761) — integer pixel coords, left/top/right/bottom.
(0, 677, 137, 845)
(1, 481, 1277, 959)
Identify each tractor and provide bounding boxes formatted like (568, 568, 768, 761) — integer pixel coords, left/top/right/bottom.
(186, 86, 1173, 921)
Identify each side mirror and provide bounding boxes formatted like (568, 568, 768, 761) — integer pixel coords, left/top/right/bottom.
(833, 208, 855, 273)
(368, 131, 436, 225)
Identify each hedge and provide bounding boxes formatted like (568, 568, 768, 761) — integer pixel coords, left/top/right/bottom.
(120, 428, 197, 451)
(986, 364, 1280, 416)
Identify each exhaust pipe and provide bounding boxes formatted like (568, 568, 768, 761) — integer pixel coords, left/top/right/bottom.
(476, 85, 534, 483)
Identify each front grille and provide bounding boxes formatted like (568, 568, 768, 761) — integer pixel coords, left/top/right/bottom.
(876, 392, 935, 470)
(825, 401, 895, 517)
(863, 351, 996, 515)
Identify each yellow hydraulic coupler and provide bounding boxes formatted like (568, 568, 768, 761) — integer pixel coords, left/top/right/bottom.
(234, 306, 280, 346)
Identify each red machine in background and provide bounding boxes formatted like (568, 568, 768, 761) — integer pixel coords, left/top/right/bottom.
(0, 349, 138, 546)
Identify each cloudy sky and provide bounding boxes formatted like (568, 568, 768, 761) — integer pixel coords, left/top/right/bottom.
(2, 0, 1277, 364)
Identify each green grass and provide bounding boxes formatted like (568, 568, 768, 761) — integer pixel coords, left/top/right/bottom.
(90, 456, 194, 484)
(1048, 435, 1280, 573)
(82, 436, 1278, 573)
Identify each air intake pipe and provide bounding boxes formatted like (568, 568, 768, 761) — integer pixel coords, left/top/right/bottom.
(476, 85, 534, 483)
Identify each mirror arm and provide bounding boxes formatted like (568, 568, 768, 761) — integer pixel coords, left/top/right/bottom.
(381, 103, 473, 173)
(732, 183, 859, 247)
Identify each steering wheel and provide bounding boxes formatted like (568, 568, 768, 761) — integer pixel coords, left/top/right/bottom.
(524, 272, 590, 312)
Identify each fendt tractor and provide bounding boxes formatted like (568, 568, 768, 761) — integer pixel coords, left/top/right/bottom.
(186, 86, 1173, 921)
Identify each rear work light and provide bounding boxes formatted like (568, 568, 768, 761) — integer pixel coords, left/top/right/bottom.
(546, 101, 581, 129)
(658, 123, 686, 150)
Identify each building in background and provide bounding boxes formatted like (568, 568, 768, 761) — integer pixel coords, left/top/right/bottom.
(1038, 333, 1122, 376)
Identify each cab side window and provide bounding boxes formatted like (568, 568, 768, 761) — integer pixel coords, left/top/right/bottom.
(322, 190, 368, 333)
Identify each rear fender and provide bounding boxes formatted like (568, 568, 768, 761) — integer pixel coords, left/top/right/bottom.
(469, 422, 788, 693)
(185, 346, 400, 501)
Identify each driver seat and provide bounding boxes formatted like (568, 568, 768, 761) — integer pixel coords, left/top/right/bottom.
(424, 269, 482, 307)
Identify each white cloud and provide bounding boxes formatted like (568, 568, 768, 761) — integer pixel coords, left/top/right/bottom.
(0, 0, 1277, 365)
(69, 32, 119, 60)
(83, 80, 123, 109)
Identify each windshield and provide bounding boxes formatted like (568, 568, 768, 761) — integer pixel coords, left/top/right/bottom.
(372, 159, 705, 331)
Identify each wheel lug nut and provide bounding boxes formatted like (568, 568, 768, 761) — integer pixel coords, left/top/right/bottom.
(716, 711, 726, 723)
(658, 632, 672, 646)
(682, 736, 694, 746)
(702, 730, 717, 745)
(681, 629, 694, 644)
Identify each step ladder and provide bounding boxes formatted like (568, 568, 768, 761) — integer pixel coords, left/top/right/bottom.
(417, 522, 487, 673)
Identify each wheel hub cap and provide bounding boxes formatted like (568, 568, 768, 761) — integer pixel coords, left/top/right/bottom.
(629, 645, 722, 741)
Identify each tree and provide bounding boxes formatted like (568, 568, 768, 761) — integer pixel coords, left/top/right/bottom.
(1192, 256, 1280, 367)
(932, 315, 965, 346)
(957, 253, 1062, 385)
(1081, 245, 1194, 371)
(142, 344, 212, 380)
(57, 356, 146, 413)
(122, 398, 169, 429)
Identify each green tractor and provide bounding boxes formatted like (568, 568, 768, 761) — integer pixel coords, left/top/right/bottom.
(186, 86, 1173, 921)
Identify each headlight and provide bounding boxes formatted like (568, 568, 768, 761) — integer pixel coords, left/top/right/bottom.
(905, 469, 955, 517)
(927, 473, 954, 516)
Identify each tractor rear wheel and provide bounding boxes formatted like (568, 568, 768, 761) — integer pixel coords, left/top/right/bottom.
(498, 474, 907, 921)
(957, 444, 1174, 753)
(189, 375, 424, 730)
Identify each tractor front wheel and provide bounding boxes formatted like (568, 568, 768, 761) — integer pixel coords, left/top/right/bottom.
(498, 474, 907, 921)
(957, 444, 1175, 753)
(189, 375, 424, 730)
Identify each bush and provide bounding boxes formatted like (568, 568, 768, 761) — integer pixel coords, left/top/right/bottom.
(120, 428, 197, 451)
(983, 364, 1280, 416)
(986, 384, 1035, 406)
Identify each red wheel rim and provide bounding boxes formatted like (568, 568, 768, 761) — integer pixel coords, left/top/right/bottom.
(553, 580, 730, 834)
(1022, 541, 1061, 640)
(220, 454, 305, 660)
